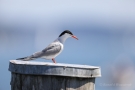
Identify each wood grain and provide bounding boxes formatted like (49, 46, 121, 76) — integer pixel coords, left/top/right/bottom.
(10, 73, 95, 90)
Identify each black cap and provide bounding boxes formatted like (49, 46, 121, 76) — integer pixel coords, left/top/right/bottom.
(59, 30, 73, 37)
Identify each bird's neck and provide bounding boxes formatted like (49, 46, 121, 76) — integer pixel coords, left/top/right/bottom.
(57, 35, 69, 44)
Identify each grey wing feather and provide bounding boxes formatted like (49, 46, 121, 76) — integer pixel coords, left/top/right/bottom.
(41, 43, 61, 56)
(16, 42, 61, 60)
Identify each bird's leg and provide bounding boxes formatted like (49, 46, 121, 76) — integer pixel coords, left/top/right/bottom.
(52, 58, 56, 63)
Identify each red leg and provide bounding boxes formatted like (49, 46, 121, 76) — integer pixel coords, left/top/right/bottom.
(52, 58, 56, 63)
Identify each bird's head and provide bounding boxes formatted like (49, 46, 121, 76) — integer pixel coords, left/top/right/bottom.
(59, 30, 78, 40)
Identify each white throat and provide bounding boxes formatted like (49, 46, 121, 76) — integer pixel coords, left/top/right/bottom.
(57, 34, 70, 44)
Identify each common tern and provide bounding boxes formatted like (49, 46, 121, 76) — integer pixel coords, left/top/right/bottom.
(16, 30, 78, 63)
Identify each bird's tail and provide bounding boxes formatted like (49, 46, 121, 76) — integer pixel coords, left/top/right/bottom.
(16, 56, 36, 61)
(16, 51, 42, 61)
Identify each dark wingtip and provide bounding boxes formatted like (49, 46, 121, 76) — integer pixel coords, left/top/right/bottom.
(16, 57, 27, 60)
(16, 58, 23, 60)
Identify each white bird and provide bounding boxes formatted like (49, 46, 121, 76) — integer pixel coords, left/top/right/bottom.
(16, 30, 78, 63)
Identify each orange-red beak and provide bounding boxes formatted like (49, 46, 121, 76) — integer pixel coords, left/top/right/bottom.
(72, 35, 78, 40)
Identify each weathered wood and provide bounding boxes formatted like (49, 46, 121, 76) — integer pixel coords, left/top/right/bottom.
(10, 73, 95, 90)
(9, 60, 101, 90)
(9, 60, 101, 78)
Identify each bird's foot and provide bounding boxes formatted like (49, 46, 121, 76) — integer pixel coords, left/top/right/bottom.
(52, 58, 56, 64)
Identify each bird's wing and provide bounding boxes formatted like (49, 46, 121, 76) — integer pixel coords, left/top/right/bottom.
(16, 42, 62, 60)
(41, 42, 62, 56)
(26, 42, 61, 59)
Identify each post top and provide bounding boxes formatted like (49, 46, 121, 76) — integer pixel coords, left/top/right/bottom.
(10, 60, 99, 69)
(9, 60, 101, 78)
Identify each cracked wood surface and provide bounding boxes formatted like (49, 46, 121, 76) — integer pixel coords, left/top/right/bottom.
(11, 73, 95, 90)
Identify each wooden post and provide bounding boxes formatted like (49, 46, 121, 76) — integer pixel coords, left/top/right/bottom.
(9, 60, 101, 90)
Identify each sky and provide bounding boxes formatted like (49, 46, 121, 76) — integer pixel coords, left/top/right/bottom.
(0, 0, 135, 90)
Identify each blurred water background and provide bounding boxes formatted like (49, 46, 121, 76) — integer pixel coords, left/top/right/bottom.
(0, 0, 135, 90)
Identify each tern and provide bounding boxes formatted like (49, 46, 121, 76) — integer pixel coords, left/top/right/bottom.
(16, 30, 78, 63)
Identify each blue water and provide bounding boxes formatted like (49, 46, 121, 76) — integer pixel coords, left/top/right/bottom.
(0, 28, 135, 90)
